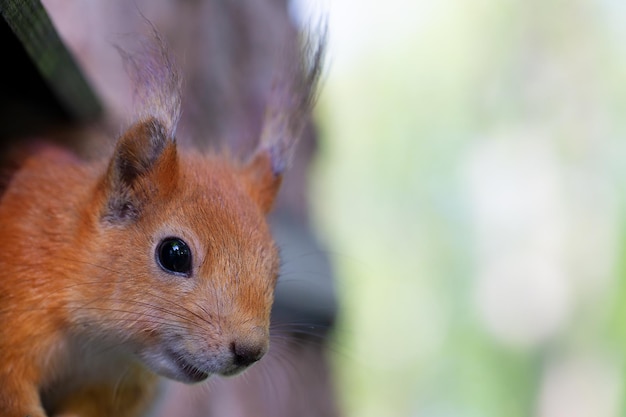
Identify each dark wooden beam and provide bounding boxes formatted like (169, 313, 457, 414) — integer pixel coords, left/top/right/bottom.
(0, 0, 101, 140)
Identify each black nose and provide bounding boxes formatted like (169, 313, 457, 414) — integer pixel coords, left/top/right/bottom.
(230, 341, 266, 367)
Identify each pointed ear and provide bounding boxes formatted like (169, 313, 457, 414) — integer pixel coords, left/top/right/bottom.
(243, 150, 283, 214)
(102, 118, 177, 222)
(246, 28, 325, 213)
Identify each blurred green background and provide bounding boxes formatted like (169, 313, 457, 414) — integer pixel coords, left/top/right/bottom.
(295, 0, 626, 416)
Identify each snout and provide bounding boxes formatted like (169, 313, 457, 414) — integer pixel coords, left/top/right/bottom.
(145, 324, 271, 383)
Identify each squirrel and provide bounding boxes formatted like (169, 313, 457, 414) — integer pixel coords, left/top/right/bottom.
(0, 28, 324, 417)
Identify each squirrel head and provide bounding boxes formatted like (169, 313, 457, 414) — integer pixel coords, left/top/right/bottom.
(77, 117, 281, 382)
(72, 29, 324, 383)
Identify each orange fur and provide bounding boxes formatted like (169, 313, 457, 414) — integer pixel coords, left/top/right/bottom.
(0, 118, 282, 416)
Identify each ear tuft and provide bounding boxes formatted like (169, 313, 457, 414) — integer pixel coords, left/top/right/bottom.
(257, 25, 326, 176)
(116, 25, 183, 140)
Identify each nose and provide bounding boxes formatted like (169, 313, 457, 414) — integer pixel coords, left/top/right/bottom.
(230, 328, 268, 368)
(231, 341, 266, 367)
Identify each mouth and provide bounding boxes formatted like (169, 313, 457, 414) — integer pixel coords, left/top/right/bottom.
(167, 350, 210, 383)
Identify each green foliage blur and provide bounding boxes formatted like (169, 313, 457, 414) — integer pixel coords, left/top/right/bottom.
(307, 0, 626, 416)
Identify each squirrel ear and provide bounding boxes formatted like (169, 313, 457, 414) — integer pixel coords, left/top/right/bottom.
(102, 118, 177, 222)
(243, 150, 283, 214)
(244, 28, 325, 213)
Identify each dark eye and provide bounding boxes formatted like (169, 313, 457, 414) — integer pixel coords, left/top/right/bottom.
(156, 237, 192, 276)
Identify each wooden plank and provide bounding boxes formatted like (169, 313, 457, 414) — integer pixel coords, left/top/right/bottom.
(0, 0, 101, 122)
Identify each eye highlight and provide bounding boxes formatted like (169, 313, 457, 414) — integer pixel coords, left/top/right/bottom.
(156, 237, 192, 276)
